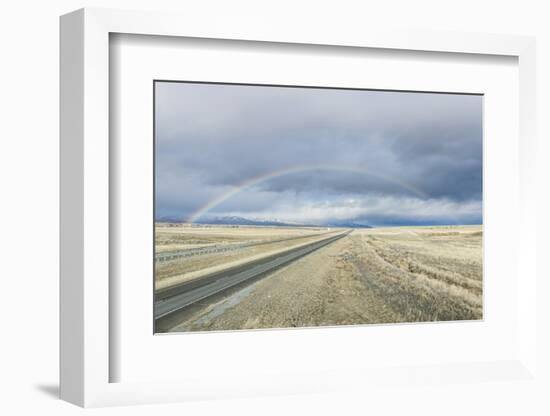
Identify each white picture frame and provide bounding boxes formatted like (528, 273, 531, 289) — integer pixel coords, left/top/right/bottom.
(60, 8, 538, 408)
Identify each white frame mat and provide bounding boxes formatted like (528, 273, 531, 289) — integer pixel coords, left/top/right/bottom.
(60, 8, 537, 407)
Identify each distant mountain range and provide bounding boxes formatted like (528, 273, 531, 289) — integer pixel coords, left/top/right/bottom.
(156, 215, 373, 228)
(325, 220, 373, 228)
(195, 216, 300, 227)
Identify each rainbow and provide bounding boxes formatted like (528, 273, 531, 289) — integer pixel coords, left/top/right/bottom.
(186, 164, 429, 223)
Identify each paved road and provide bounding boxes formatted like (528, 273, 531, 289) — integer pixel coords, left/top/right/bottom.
(155, 229, 337, 263)
(154, 230, 352, 324)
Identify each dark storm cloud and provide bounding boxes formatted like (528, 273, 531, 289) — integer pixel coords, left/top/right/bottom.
(155, 82, 482, 225)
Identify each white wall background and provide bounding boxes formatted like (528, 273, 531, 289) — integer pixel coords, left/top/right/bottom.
(0, 1, 548, 414)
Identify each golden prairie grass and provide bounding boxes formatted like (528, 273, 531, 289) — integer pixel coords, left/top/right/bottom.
(351, 226, 483, 322)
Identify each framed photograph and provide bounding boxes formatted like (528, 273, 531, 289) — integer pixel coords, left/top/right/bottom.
(60, 8, 538, 408)
(153, 81, 484, 334)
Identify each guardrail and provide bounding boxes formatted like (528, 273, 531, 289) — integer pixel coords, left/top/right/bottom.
(154, 230, 352, 330)
(155, 230, 337, 263)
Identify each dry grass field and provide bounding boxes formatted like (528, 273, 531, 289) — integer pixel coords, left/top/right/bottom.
(155, 224, 337, 290)
(350, 226, 482, 323)
(156, 224, 483, 332)
(155, 223, 324, 253)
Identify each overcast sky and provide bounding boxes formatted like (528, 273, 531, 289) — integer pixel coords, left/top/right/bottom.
(155, 82, 482, 226)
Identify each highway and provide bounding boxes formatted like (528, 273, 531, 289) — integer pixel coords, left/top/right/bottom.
(154, 230, 352, 327)
(155, 229, 338, 263)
